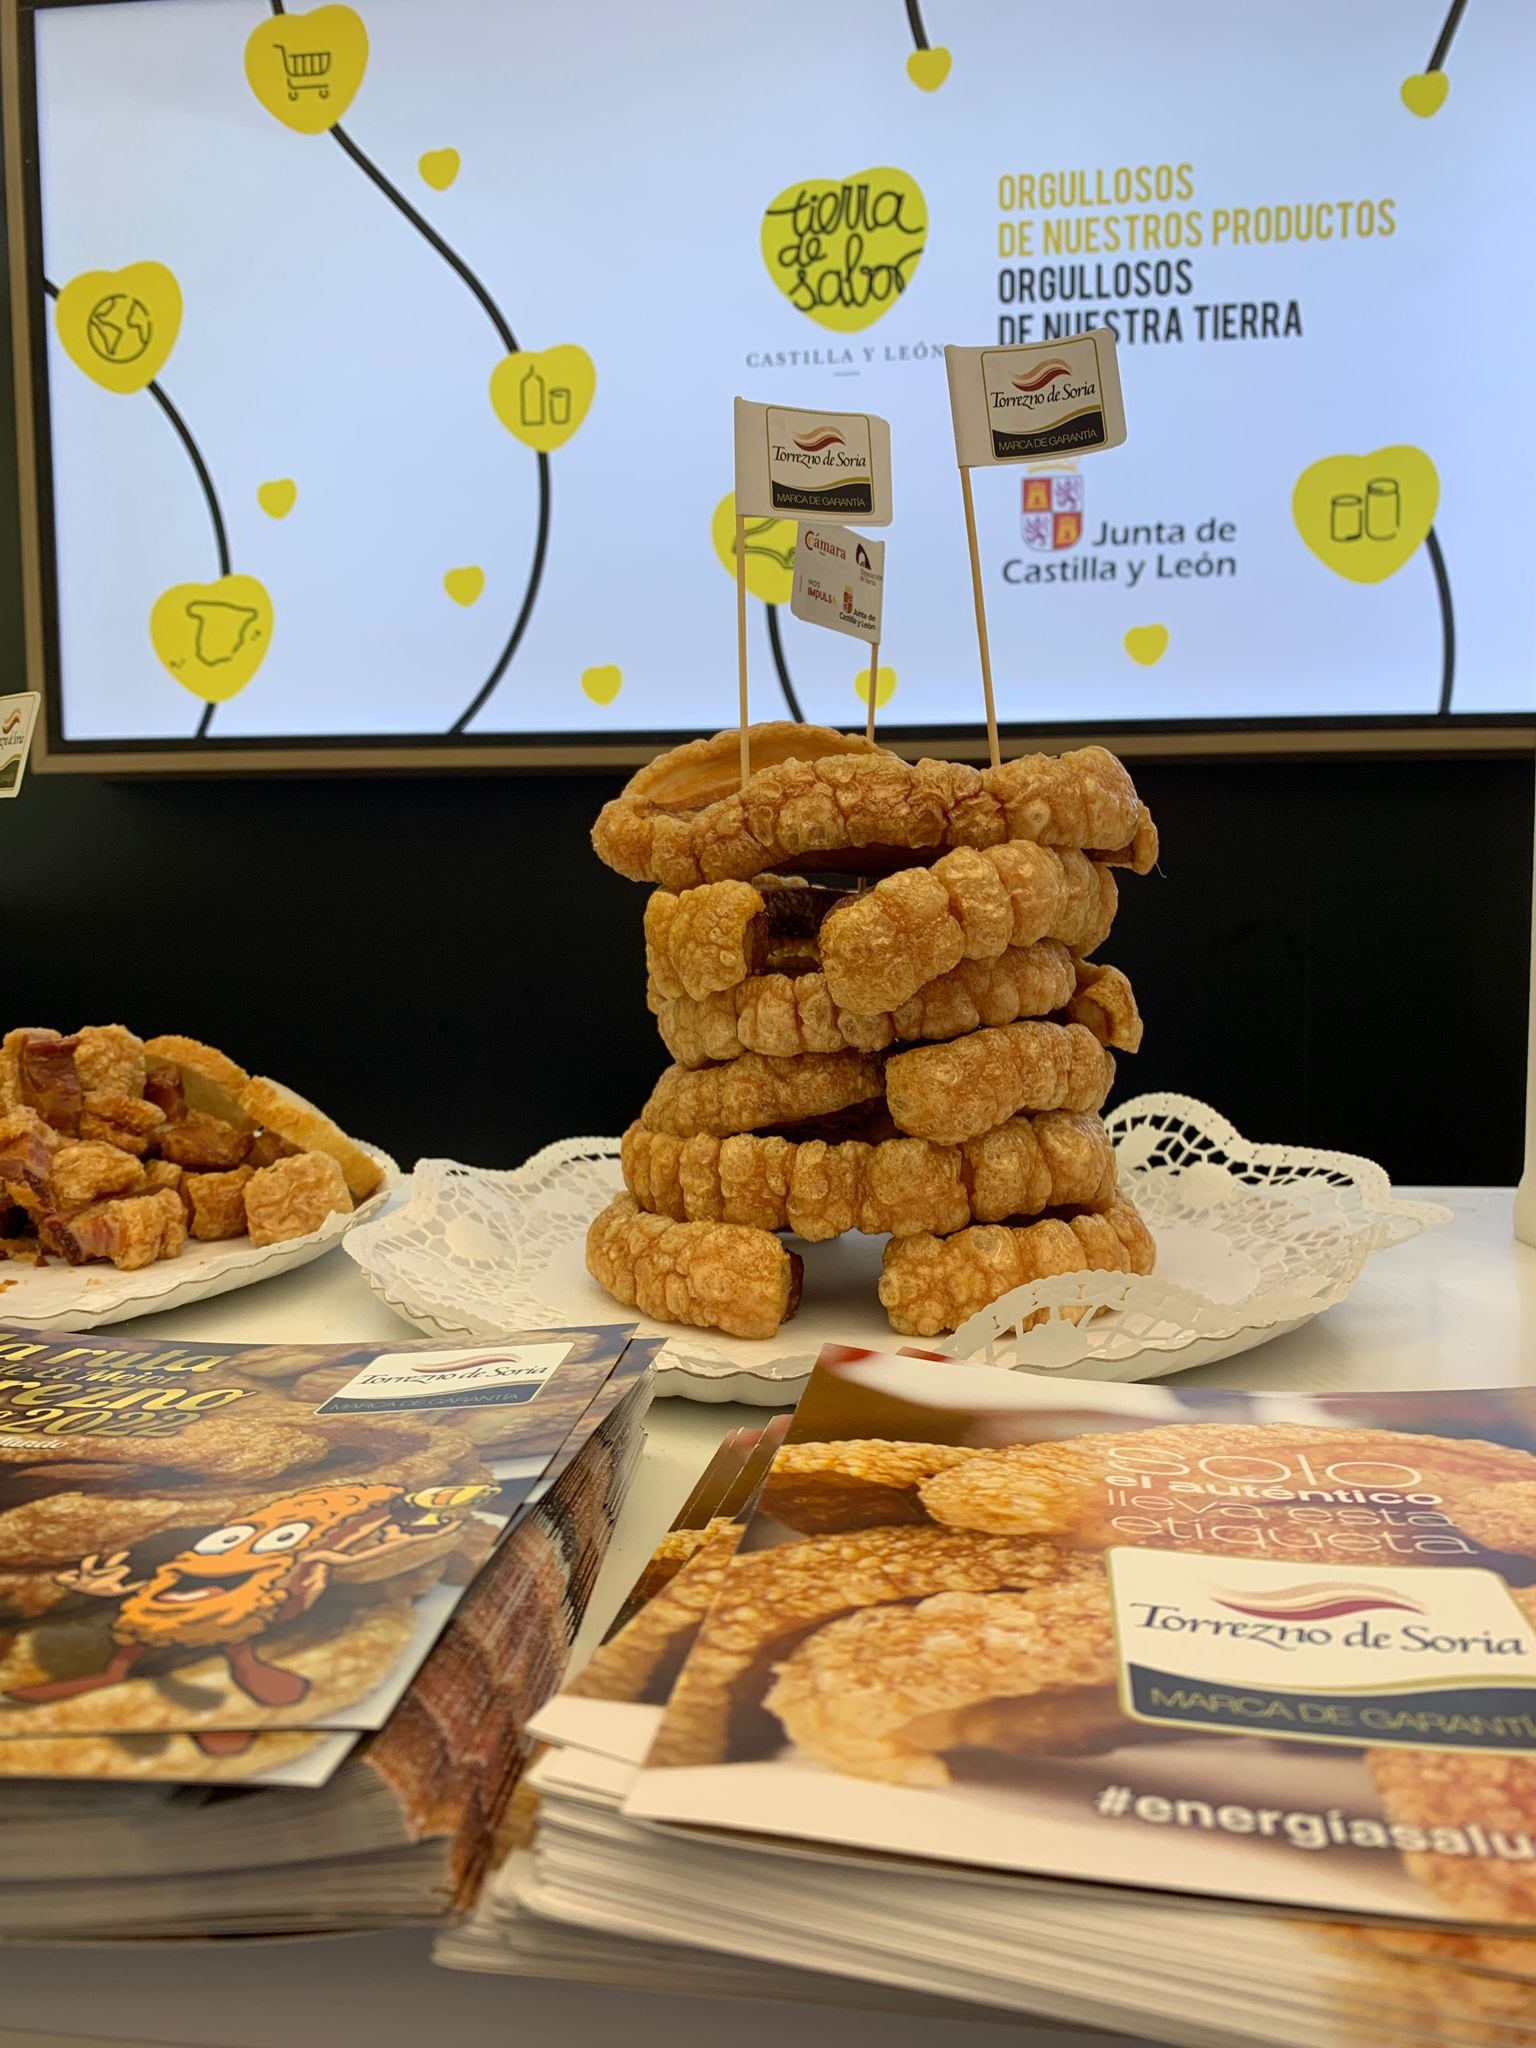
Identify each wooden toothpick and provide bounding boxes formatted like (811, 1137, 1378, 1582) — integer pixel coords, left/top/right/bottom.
(735, 513, 751, 786)
(959, 467, 1000, 769)
(865, 640, 880, 745)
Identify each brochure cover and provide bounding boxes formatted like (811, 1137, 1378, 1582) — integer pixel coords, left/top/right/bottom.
(529, 1416, 789, 1768)
(0, 1320, 637, 1757)
(628, 1347, 1536, 1928)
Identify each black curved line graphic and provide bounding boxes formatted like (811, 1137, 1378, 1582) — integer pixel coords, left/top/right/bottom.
(1425, 526, 1456, 716)
(905, 0, 930, 51)
(270, 0, 549, 735)
(43, 276, 230, 740)
(764, 605, 804, 722)
(1428, 0, 1469, 72)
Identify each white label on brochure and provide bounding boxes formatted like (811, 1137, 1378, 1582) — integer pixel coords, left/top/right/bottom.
(733, 398, 893, 525)
(1109, 1548, 1536, 1753)
(945, 329, 1126, 467)
(0, 693, 41, 799)
(789, 523, 884, 644)
(315, 1341, 575, 1413)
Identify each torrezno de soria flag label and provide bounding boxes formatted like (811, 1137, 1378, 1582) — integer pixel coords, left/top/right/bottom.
(1111, 1549, 1536, 1752)
(734, 398, 893, 524)
(945, 329, 1127, 466)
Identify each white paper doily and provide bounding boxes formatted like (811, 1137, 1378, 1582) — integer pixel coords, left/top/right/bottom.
(0, 1145, 398, 1333)
(342, 1098, 1448, 1405)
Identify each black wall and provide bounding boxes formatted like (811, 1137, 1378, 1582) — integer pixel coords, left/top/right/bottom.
(11, 751, 1532, 1187)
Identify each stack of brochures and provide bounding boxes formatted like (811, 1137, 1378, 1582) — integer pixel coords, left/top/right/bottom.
(0, 1318, 654, 1936)
(444, 1343, 1536, 2046)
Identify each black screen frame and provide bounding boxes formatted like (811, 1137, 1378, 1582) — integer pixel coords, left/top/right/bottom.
(6, 0, 1533, 775)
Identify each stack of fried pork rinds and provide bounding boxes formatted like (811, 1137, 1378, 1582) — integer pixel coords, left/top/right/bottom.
(585, 725, 1158, 1340)
(0, 1028, 383, 1276)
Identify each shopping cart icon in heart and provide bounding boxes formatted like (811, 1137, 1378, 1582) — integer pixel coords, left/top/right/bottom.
(276, 45, 332, 100)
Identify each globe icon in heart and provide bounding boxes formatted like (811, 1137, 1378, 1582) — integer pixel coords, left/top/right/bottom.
(86, 292, 154, 364)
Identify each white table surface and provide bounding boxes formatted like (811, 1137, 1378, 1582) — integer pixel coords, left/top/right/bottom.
(1, 1184, 1529, 2048)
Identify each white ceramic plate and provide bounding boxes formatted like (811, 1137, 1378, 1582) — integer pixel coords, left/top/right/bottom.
(0, 1145, 397, 1332)
(342, 1102, 1448, 1406)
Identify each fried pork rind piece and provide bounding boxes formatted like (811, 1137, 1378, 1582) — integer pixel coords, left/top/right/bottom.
(1439, 1483, 1536, 1558)
(73, 1025, 147, 1099)
(141, 1159, 183, 1198)
(646, 1523, 1097, 1768)
(0, 1730, 325, 1783)
(653, 939, 1081, 1067)
(238, 1077, 383, 1200)
(142, 1034, 254, 1129)
(78, 1090, 166, 1157)
(46, 1140, 146, 1214)
(12, 1030, 82, 1134)
(622, 1108, 1118, 1242)
(1067, 960, 1144, 1053)
(593, 724, 1155, 890)
(41, 1187, 186, 1271)
(143, 1061, 188, 1123)
(157, 1110, 251, 1171)
(0, 1599, 414, 1735)
(1369, 1620, 1536, 1924)
(0, 1403, 333, 1486)
(819, 844, 1119, 1015)
(880, 1196, 1155, 1337)
(920, 1422, 1536, 1550)
(766, 1579, 1116, 1785)
(886, 1021, 1114, 1146)
(645, 879, 848, 1007)
(0, 1107, 63, 1213)
(639, 1048, 885, 1140)
(243, 1151, 353, 1246)
(645, 881, 765, 1001)
(0, 1488, 272, 1570)
(184, 1164, 256, 1241)
(759, 1440, 977, 1534)
(586, 1195, 801, 1341)
(568, 1523, 744, 1704)
(0, 1567, 80, 1621)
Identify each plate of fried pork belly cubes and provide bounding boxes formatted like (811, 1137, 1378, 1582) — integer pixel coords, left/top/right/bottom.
(0, 1027, 393, 1329)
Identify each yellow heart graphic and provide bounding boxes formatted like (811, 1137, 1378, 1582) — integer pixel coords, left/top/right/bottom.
(906, 47, 951, 91)
(1293, 446, 1439, 584)
(1400, 71, 1450, 117)
(761, 165, 927, 332)
(444, 566, 485, 606)
(419, 148, 460, 191)
(1123, 625, 1169, 667)
(150, 575, 273, 703)
(54, 263, 181, 396)
(489, 345, 596, 453)
(710, 494, 797, 605)
(581, 665, 623, 706)
(257, 479, 297, 519)
(245, 7, 368, 135)
(854, 665, 898, 709)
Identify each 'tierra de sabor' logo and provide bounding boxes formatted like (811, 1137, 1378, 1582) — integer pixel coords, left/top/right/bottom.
(1109, 1549, 1536, 1752)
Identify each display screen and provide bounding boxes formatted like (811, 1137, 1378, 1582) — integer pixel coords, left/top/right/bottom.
(19, 0, 1536, 757)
